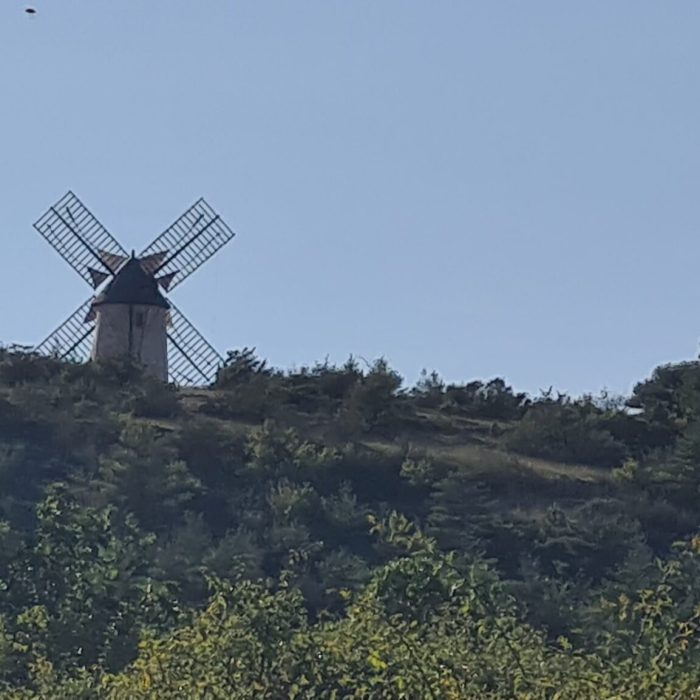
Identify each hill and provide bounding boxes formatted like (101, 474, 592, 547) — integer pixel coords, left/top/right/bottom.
(0, 346, 699, 697)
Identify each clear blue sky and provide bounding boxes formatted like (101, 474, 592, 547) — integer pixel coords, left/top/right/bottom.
(2, 2, 699, 397)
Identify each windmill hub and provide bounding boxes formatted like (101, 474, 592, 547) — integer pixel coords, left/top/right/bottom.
(31, 192, 236, 385)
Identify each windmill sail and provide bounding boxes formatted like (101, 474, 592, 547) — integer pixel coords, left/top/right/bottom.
(34, 298, 95, 361)
(166, 302, 223, 385)
(32, 191, 234, 386)
(139, 198, 235, 291)
(33, 191, 127, 287)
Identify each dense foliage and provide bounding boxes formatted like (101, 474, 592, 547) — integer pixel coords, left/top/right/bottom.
(1, 347, 700, 697)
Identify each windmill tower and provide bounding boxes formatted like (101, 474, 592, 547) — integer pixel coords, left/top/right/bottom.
(31, 192, 236, 385)
(88, 253, 171, 380)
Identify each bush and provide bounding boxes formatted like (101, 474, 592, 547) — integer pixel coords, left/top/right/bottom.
(0, 348, 62, 386)
(443, 378, 529, 420)
(129, 380, 181, 419)
(505, 401, 627, 468)
(337, 359, 404, 433)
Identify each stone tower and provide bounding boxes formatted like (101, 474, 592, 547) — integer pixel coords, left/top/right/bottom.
(89, 254, 170, 380)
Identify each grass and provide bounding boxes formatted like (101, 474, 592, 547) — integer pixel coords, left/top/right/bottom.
(171, 388, 613, 515)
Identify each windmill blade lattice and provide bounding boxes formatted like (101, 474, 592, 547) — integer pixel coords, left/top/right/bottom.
(33, 191, 128, 286)
(31, 191, 234, 386)
(34, 298, 95, 361)
(166, 302, 223, 385)
(139, 198, 235, 291)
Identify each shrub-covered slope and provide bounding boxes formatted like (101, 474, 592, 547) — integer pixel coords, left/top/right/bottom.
(1, 347, 700, 697)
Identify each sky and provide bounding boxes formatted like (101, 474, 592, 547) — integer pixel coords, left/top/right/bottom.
(1, 2, 700, 397)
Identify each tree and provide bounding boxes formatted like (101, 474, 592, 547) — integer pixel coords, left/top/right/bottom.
(0, 486, 177, 683)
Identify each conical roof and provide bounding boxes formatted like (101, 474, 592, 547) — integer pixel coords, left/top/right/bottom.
(93, 256, 170, 308)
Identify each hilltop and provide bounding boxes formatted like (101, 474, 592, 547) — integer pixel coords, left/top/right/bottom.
(1, 346, 700, 697)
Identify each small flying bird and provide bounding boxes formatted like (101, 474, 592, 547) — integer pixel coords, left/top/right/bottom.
(25, 7, 37, 14)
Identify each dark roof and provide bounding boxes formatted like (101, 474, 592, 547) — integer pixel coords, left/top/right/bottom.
(93, 256, 170, 308)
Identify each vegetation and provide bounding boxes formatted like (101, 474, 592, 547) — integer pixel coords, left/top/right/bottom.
(1, 346, 700, 697)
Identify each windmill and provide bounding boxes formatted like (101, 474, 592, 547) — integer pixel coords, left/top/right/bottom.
(31, 191, 236, 385)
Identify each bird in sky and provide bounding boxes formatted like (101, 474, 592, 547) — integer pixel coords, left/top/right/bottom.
(25, 7, 37, 14)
